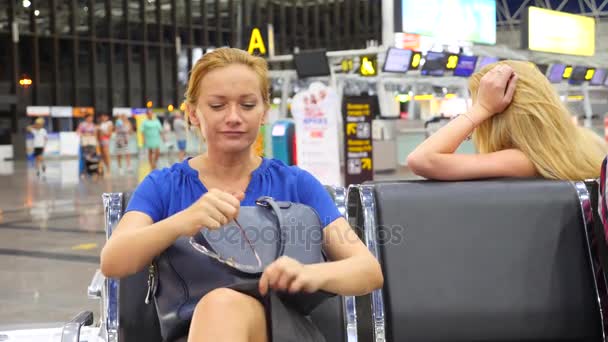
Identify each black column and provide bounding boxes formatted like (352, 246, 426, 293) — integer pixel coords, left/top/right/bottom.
(124, 0, 131, 106)
(89, 0, 97, 111)
(8, 0, 20, 134)
(50, 0, 60, 105)
(140, 0, 148, 107)
(106, 0, 114, 111)
(172, 0, 179, 106)
(31, 0, 40, 105)
(71, 0, 79, 106)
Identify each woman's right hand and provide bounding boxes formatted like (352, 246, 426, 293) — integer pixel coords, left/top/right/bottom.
(474, 64, 518, 120)
(177, 189, 244, 237)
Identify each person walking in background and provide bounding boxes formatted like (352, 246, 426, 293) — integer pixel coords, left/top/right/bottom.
(76, 114, 99, 178)
(163, 115, 176, 163)
(142, 110, 163, 170)
(98, 113, 114, 176)
(114, 114, 133, 174)
(27, 117, 47, 178)
(173, 111, 188, 161)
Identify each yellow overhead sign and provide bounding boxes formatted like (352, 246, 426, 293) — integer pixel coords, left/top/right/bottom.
(525, 6, 595, 56)
(562, 66, 573, 79)
(359, 56, 377, 76)
(247, 27, 267, 55)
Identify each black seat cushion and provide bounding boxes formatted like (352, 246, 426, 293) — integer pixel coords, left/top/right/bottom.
(372, 179, 601, 342)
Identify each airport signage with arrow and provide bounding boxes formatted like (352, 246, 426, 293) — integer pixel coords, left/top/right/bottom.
(343, 96, 374, 186)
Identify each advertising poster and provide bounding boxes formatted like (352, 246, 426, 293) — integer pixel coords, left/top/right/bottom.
(343, 96, 374, 186)
(291, 82, 342, 186)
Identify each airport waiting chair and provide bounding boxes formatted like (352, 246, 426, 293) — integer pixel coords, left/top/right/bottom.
(347, 179, 608, 342)
(87, 186, 356, 342)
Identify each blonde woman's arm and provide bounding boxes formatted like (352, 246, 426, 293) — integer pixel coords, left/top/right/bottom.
(407, 65, 535, 180)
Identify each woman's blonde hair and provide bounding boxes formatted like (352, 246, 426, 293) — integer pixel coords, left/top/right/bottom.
(469, 60, 607, 180)
(183, 47, 270, 126)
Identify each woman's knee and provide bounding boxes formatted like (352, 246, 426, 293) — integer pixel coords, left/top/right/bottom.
(195, 288, 263, 315)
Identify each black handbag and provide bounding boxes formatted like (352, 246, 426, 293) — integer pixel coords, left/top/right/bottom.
(145, 196, 336, 341)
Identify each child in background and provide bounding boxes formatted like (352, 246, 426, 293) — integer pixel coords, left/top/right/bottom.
(27, 117, 48, 177)
(173, 112, 187, 161)
(115, 114, 133, 174)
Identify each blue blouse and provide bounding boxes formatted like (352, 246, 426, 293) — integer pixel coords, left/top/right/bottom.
(126, 157, 343, 228)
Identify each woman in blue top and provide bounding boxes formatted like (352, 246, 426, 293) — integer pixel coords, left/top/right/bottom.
(100, 47, 383, 342)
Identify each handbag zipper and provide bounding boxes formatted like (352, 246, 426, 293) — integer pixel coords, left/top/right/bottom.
(144, 264, 156, 304)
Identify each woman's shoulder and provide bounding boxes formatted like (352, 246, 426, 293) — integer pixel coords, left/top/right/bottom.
(261, 158, 322, 186)
(263, 158, 307, 177)
(142, 159, 198, 186)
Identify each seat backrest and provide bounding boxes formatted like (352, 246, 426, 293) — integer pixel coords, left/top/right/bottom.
(105, 189, 352, 342)
(352, 179, 604, 342)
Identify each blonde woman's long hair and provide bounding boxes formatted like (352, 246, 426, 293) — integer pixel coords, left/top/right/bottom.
(469, 60, 607, 180)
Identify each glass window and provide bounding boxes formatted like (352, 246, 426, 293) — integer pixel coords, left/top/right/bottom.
(160, 0, 171, 25)
(56, 0, 72, 35)
(0, 3, 9, 32)
(33, 1, 51, 36)
(0, 35, 12, 82)
(77, 41, 92, 106)
(94, 0, 108, 37)
(130, 45, 143, 106)
(112, 0, 126, 39)
(77, 2, 90, 36)
(112, 44, 126, 107)
(15, 0, 33, 34)
(58, 38, 73, 105)
(147, 46, 159, 105)
(163, 47, 174, 106)
(39, 37, 53, 83)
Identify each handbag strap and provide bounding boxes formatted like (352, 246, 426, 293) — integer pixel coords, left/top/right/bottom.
(255, 196, 286, 259)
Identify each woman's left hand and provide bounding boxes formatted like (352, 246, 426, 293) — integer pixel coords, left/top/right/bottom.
(258, 256, 325, 296)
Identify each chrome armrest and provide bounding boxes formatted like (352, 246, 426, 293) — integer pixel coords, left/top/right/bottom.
(102, 192, 125, 342)
(325, 185, 358, 342)
(347, 184, 386, 342)
(88, 269, 105, 299)
(61, 311, 94, 342)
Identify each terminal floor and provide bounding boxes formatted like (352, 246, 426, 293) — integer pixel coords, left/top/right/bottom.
(0, 156, 417, 328)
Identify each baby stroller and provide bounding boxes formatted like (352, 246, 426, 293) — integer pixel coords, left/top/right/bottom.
(82, 145, 102, 176)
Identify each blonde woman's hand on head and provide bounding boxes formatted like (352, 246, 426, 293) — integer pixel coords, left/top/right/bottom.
(474, 64, 518, 120)
(177, 189, 245, 237)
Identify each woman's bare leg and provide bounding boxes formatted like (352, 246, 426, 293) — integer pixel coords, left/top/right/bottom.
(148, 149, 154, 169)
(188, 288, 268, 342)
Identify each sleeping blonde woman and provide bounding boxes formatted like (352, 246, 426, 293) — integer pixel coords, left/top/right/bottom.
(407, 60, 607, 181)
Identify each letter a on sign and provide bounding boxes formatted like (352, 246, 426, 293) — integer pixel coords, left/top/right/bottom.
(247, 28, 267, 55)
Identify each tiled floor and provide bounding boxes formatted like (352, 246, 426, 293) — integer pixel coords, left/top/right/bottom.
(0, 154, 417, 329)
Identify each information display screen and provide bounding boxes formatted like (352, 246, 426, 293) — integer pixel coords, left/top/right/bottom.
(397, 0, 496, 44)
(383, 48, 413, 73)
(548, 64, 566, 83)
(523, 6, 595, 56)
(421, 51, 447, 76)
(294, 50, 331, 78)
(452, 55, 478, 77)
(590, 69, 607, 86)
(477, 56, 499, 69)
(535, 63, 549, 76)
(568, 66, 588, 84)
